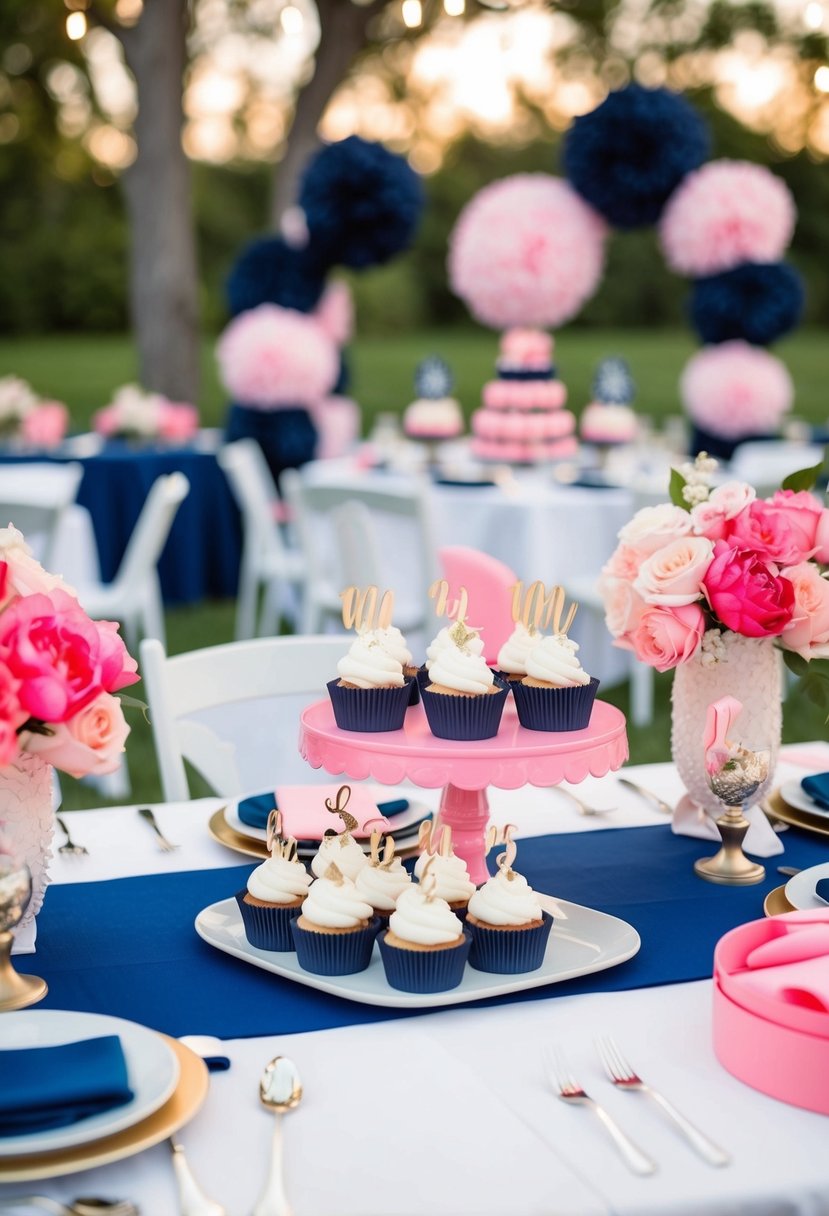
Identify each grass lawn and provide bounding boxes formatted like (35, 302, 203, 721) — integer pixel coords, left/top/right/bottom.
(0, 328, 826, 809)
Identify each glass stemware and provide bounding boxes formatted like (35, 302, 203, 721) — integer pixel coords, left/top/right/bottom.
(0, 857, 49, 1011)
(694, 742, 770, 885)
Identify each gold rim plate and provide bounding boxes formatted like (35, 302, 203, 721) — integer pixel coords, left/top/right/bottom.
(764, 884, 796, 917)
(766, 788, 829, 838)
(0, 1037, 208, 1182)
(207, 808, 421, 862)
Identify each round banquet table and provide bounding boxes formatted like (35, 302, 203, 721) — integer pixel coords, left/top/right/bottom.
(0, 437, 241, 604)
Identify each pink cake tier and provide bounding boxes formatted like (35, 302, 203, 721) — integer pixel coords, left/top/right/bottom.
(299, 697, 628, 883)
(580, 401, 638, 445)
(482, 380, 567, 410)
(403, 397, 464, 440)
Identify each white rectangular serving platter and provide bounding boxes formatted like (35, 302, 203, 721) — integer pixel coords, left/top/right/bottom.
(194, 896, 641, 1010)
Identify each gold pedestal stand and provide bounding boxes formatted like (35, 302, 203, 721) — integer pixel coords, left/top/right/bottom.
(0, 863, 48, 1012)
(694, 804, 766, 886)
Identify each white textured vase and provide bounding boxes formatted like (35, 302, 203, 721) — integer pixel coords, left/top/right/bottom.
(671, 630, 782, 817)
(0, 753, 55, 932)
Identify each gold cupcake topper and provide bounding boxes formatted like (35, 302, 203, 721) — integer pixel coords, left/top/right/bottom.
(419, 856, 438, 902)
(324, 861, 345, 885)
(496, 825, 517, 882)
(266, 808, 283, 857)
(369, 830, 397, 870)
(429, 579, 469, 625)
(340, 585, 395, 633)
(511, 581, 578, 635)
(418, 820, 452, 857)
(323, 785, 359, 845)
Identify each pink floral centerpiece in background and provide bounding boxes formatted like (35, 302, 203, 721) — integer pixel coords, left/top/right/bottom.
(0, 527, 138, 930)
(600, 453, 829, 815)
(93, 383, 199, 445)
(0, 376, 69, 450)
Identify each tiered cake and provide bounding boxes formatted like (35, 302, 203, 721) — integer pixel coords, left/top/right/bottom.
(580, 356, 638, 447)
(470, 329, 577, 464)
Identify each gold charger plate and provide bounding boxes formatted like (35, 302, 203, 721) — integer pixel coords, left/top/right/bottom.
(207, 807, 421, 862)
(765, 788, 829, 839)
(0, 1037, 208, 1182)
(764, 884, 796, 917)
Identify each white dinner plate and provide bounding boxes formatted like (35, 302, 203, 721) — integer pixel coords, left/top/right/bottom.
(194, 896, 640, 1011)
(0, 1009, 180, 1157)
(785, 862, 829, 911)
(779, 779, 829, 818)
(226, 792, 433, 846)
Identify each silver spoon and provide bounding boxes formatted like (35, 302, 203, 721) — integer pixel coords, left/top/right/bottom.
(169, 1040, 227, 1216)
(56, 817, 89, 856)
(253, 1057, 303, 1216)
(0, 1198, 137, 1215)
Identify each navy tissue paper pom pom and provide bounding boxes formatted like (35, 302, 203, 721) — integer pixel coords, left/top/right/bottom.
(299, 135, 424, 269)
(563, 84, 709, 229)
(690, 262, 805, 346)
(226, 236, 326, 318)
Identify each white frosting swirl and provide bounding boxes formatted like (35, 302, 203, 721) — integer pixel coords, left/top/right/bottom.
(355, 858, 412, 911)
(425, 625, 484, 671)
(310, 834, 368, 881)
(388, 885, 464, 946)
(497, 623, 541, 676)
(413, 852, 475, 903)
(372, 625, 412, 668)
(247, 854, 311, 905)
(525, 633, 590, 687)
(337, 634, 404, 689)
(428, 642, 494, 695)
(301, 873, 374, 930)
(468, 868, 543, 926)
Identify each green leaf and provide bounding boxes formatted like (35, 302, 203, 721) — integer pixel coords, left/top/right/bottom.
(15, 718, 54, 738)
(781, 648, 810, 678)
(669, 467, 691, 511)
(116, 693, 151, 724)
(781, 453, 826, 493)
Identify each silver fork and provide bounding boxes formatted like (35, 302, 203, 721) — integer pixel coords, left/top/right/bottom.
(547, 1050, 656, 1176)
(137, 807, 178, 852)
(596, 1037, 730, 1167)
(56, 816, 89, 856)
(553, 787, 617, 818)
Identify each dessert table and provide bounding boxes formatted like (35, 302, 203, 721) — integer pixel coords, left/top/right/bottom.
(3, 748, 829, 1215)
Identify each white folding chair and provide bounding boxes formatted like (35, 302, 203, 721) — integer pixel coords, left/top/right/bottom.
(280, 469, 438, 636)
(140, 634, 348, 801)
(217, 439, 310, 640)
(75, 472, 189, 651)
(0, 462, 83, 569)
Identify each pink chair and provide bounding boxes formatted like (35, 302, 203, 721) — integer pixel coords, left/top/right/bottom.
(438, 546, 517, 665)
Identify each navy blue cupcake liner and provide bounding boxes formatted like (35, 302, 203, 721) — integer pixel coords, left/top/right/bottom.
(420, 676, 509, 740)
(511, 676, 600, 732)
(468, 910, 554, 974)
(378, 930, 472, 993)
(235, 891, 301, 952)
(327, 678, 412, 733)
(290, 916, 381, 975)
(405, 669, 421, 706)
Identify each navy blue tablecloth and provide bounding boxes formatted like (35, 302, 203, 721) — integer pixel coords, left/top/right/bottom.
(0, 443, 241, 604)
(32, 824, 829, 1040)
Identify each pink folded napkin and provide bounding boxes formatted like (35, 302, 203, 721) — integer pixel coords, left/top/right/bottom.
(733, 915, 829, 1014)
(274, 785, 389, 839)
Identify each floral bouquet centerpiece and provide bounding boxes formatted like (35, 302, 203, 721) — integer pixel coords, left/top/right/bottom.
(600, 453, 829, 826)
(93, 384, 199, 445)
(0, 376, 69, 449)
(0, 527, 139, 927)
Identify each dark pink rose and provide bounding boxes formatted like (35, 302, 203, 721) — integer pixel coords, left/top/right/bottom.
(627, 603, 705, 673)
(0, 658, 24, 766)
(95, 619, 139, 692)
(703, 541, 795, 637)
(728, 495, 817, 566)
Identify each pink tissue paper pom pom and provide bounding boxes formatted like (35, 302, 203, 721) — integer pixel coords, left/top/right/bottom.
(680, 341, 793, 441)
(660, 160, 796, 277)
(314, 279, 354, 347)
(448, 174, 606, 330)
(216, 304, 339, 409)
(20, 402, 68, 448)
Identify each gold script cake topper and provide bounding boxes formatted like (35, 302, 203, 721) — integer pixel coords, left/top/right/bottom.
(369, 830, 397, 870)
(419, 856, 438, 902)
(510, 580, 579, 635)
(340, 585, 395, 633)
(324, 861, 345, 885)
(429, 578, 469, 625)
(496, 825, 517, 882)
(323, 785, 359, 842)
(265, 809, 299, 863)
(418, 821, 452, 858)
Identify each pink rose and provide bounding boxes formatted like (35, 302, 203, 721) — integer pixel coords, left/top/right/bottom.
(691, 482, 756, 541)
(0, 527, 69, 599)
(627, 603, 705, 672)
(703, 541, 795, 637)
(633, 536, 713, 606)
(20, 402, 68, 449)
(729, 496, 818, 566)
(598, 575, 646, 642)
(815, 510, 829, 563)
(95, 619, 139, 692)
(602, 542, 647, 582)
(0, 658, 24, 766)
(157, 401, 199, 443)
(617, 503, 693, 557)
(779, 561, 829, 659)
(23, 692, 130, 777)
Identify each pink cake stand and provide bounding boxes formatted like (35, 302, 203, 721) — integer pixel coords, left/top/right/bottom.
(299, 698, 628, 883)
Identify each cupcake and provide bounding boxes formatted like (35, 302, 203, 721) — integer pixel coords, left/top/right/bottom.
(512, 632, 599, 731)
(424, 623, 484, 673)
(355, 832, 413, 924)
(373, 624, 420, 704)
(235, 818, 311, 951)
(497, 621, 542, 682)
(466, 838, 553, 974)
(291, 862, 380, 975)
(413, 823, 475, 917)
(421, 621, 508, 741)
(378, 867, 471, 993)
(328, 628, 412, 732)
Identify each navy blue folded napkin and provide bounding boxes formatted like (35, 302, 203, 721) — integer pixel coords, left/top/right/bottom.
(815, 878, 829, 906)
(236, 792, 409, 832)
(0, 1035, 134, 1137)
(800, 772, 829, 812)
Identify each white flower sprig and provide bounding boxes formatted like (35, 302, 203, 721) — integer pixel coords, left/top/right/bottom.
(678, 452, 718, 507)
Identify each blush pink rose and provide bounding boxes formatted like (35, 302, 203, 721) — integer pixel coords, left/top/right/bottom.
(815, 510, 829, 563)
(602, 542, 649, 582)
(728, 497, 817, 566)
(691, 482, 756, 541)
(20, 402, 69, 449)
(633, 536, 713, 606)
(617, 503, 693, 557)
(627, 603, 705, 672)
(95, 619, 139, 692)
(23, 692, 130, 777)
(703, 541, 795, 637)
(598, 575, 646, 642)
(0, 527, 69, 599)
(157, 401, 199, 443)
(779, 561, 829, 659)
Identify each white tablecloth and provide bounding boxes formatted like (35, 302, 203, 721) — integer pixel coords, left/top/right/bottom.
(5, 747, 829, 1215)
